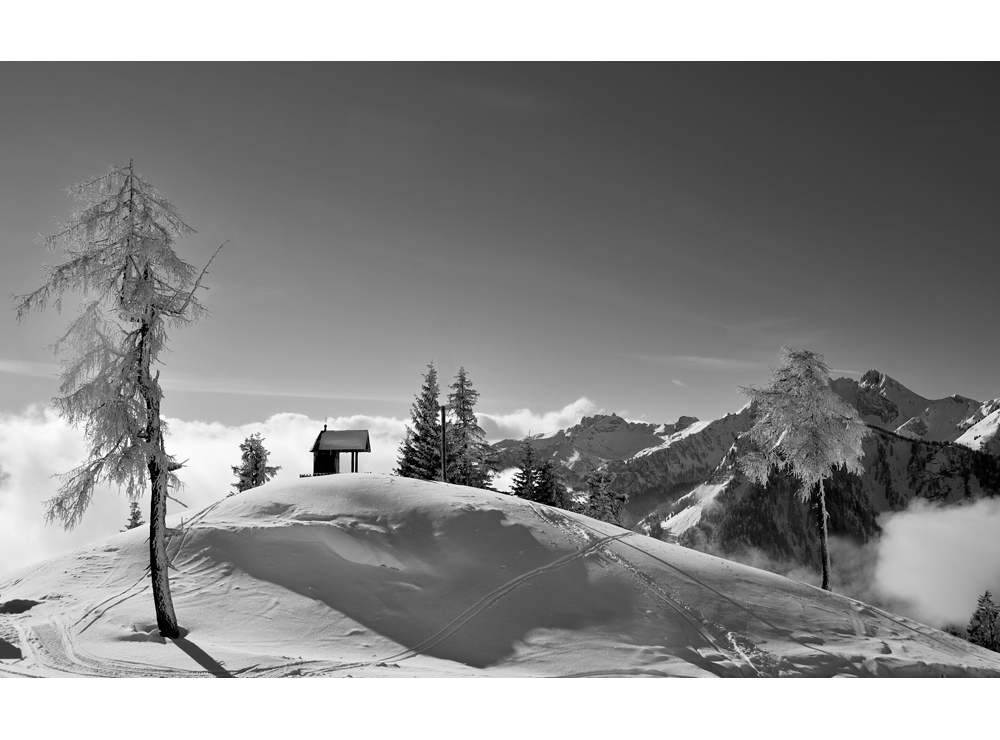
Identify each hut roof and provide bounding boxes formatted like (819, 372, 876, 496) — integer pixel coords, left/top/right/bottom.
(310, 429, 371, 453)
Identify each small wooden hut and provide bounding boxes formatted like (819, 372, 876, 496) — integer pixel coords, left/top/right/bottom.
(309, 425, 371, 475)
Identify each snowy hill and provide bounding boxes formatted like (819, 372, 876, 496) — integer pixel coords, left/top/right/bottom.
(3, 474, 998, 677)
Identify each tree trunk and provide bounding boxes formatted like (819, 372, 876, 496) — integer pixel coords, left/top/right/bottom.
(816, 479, 832, 591)
(147, 430, 180, 638)
(137, 283, 180, 638)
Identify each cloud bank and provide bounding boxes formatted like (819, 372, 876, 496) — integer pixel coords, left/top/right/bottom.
(0, 406, 407, 578)
(477, 398, 598, 441)
(874, 498, 1000, 627)
(0, 400, 596, 577)
(711, 499, 1000, 631)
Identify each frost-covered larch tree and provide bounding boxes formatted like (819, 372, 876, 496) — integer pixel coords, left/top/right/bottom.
(446, 367, 496, 488)
(394, 363, 443, 481)
(14, 161, 224, 638)
(737, 347, 870, 591)
(230, 433, 281, 495)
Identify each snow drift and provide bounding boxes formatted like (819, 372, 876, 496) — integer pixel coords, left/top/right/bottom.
(2, 474, 999, 677)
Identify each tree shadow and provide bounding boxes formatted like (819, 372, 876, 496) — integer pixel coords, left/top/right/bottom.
(0, 637, 22, 660)
(201, 508, 636, 668)
(171, 636, 234, 678)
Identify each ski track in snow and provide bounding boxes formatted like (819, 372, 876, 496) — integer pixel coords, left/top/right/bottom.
(527, 504, 769, 677)
(290, 526, 638, 676)
(1, 514, 637, 677)
(524, 503, 986, 677)
(5, 476, 1000, 678)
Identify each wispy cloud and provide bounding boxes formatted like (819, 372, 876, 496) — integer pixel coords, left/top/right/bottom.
(710, 318, 799, 335)
(671, 379, 686, 387)
(0, 359, 59, 378)
(632, 355, 763, 372)
(160, 375, 408, 404)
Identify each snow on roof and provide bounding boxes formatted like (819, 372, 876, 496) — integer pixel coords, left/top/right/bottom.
(310, 429, 371, 453)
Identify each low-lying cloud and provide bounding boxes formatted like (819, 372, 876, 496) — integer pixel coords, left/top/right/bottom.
(708, 497, 1000, 630)
(478, 397, 598, 441)
(0, 406, 407, 578)
(0, 400, 595, 578)
(874, 498, 1000, 628)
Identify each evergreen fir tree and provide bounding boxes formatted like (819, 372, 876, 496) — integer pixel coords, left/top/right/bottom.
(534, 458, 573, 509)
(121, 499, 145, 531)
(394, 363, 443, 480)
(584, 469, 627, 526)
(643, 512, 664, 540)
(510, 436, 538, 499)
(967, 590, 1000, 652)
(230, 433, 281, 495)
(394, 428, 418, 479)
(446, 367, 496, 488)
(14, 161, 224, 638)
(737, 347, 871, 591)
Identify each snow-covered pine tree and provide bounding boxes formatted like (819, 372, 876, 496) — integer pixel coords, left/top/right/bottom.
(14, 161, 224, 638)
(122, 499, 145, 531)
(584, 468, 627, 526)
(737, 346, 870, 591)
(967, 591, 1000, 652)
(446, 367, 496, 488)
(510, 436, 538, 499)
(534, 458, 573, 510)
(394, 363, 443, 480)
(230, 433, 281, 495)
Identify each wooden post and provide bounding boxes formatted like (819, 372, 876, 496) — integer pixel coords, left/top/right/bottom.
(440, 404, 447, 483)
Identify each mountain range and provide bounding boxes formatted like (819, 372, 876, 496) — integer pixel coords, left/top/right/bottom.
(490, 370, 1000, 573)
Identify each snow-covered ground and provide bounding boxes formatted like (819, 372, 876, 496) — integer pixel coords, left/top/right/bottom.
(2, 474, 998, 678)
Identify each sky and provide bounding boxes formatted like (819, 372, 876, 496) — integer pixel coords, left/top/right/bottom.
(2, 61, 1000, 574)
(3, 63, 999, 431)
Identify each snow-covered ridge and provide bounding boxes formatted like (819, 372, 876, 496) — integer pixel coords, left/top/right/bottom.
(491, 412, 699, 487)
(834, 370, 993, 449)
(608, 407, 753, 514)
(955, 400, 1000, 456)
(2, 474, 998, 677)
